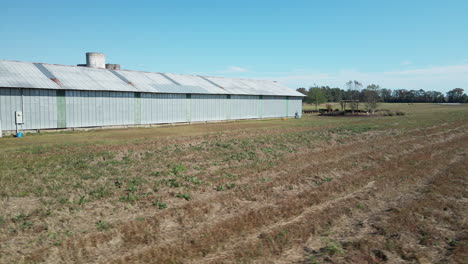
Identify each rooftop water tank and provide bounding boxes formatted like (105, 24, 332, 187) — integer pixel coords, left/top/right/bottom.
(86, 52, 106, 69)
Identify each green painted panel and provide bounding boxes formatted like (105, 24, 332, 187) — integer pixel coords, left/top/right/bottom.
(227, 95, 231, 120)
(57, 90, 66, 128)
(134, 92, 141, 124)
(259, 95, 263, 118)
(186, 94, 191, 122)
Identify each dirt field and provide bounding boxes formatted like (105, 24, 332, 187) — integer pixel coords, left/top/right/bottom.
(0, 103, 467, 264)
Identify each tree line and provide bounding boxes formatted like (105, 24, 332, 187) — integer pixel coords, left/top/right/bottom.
(297, 81, 467, 105)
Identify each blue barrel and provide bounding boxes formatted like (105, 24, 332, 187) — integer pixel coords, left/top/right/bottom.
(16, 132, 23, 138)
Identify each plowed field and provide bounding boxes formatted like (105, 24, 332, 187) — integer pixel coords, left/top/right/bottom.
(0, 103, 467, 263)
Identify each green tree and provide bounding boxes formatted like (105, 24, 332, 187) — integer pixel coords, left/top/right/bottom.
(296, 88, 308, 102)
(308, 87, 327, 110)
(362, 84, 381, 113)
(296, 87, 307, 95)
(446, 88, 465, 103)
(330, 88, 343, 102)
(345, 80, 362, 113)
(380, 88, 392, 102)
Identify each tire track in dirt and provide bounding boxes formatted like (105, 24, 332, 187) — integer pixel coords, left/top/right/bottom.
(283, 152, 468, 264)
(23, 123, 467, 264)
(19, 123, 467, 264)
(199, 131, 468, 263)
(90, 127, 464, 262)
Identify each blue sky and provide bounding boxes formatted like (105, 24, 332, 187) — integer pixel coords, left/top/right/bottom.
(1, 0, 467, 92)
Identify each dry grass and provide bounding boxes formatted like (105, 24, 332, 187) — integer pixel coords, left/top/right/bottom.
(0, 103, 467, 263)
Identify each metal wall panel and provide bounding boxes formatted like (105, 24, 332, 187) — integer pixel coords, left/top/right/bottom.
(262, 96, 287, 118)
(230, 95, 260, 119)
(22, 89, 57, 129)
(1, 88, 304, 132)
(65, 90, 135, 128)
(0, 88, 22, 131)
(0, 88, 57, 131)
(190, 94, 228, 122)
(288, 97, 303, 117)
(141, 93, 187, 124)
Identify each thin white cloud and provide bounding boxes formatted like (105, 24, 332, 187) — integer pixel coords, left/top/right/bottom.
(384, 65, 468, 76)
(400, 60, 412, 65)
(262, 73, 330, 84)
(219, 66, 249, 73)
(255, 64, 468, 92)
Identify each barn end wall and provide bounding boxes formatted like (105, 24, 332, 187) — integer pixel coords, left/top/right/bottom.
(0, 88, 303, 132)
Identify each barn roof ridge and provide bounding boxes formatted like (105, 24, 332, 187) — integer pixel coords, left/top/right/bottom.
(0, 59, 304, 97)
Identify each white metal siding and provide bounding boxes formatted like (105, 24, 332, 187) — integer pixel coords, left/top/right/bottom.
(190, 94, 228, 122)
(141, 93, 187, 124)
(288, 97, 303, 117)
(22, 89, 57, 129)
(263, 96, 287, 118)
(0, 88, 58, 131)
(230, 95, 260, 119)
(0, 88, 303, 132)
(0, 88, 22, 131)
(65, 90, 135, 128)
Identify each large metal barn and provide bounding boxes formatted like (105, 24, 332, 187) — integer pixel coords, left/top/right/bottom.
(0, 53, 304, 133)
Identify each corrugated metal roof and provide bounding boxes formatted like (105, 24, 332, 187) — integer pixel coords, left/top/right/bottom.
(165, 73, 226, 94)
(0, 60, 304, 96)
(43, 64, 140, 92)
(0, 61, 60, 89)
